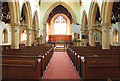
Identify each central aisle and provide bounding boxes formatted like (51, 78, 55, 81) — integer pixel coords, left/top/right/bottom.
(43, 52, 79, 79)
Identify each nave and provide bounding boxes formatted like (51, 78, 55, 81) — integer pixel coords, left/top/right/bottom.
(1, 45, 120, 81)
(0, 0, 120, 81)
(43, 52, 79, 79)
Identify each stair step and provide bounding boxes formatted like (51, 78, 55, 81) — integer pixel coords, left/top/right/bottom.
(54, 47, 66, 52)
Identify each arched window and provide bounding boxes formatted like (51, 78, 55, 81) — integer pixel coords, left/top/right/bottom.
(54, 15, 66, 35)
(2, 29, 8, 43)
(21, 30, 27, 41)
(113, 29, 119, 44)
(117, 32, 118, 43)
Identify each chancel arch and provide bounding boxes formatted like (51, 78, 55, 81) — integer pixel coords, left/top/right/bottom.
(43, 2, 77, 42)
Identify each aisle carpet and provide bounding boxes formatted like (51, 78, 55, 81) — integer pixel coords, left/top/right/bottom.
(43, 52, 79, 79)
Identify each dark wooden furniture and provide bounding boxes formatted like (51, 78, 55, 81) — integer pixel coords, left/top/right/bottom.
(67, 46, 120, 80)
(1, 46, 54, 80)
(49, 35, 72, 42)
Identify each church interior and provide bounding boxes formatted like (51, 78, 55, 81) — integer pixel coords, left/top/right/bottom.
(0, 0, 120, 81)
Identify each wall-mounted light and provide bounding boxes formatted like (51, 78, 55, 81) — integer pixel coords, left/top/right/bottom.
(15, 29, 18, 32)
(109, 28, 112, 32)
(0, 13, 10, 21)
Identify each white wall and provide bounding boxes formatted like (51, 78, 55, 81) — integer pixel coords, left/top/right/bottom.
(0, 22, 11, 45)
(110, 22, 120, 46)
(1, 0, 118, 45)
(0, 0, 41, 45)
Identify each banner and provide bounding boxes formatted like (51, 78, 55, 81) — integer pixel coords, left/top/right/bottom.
(71, 24, 81, 34)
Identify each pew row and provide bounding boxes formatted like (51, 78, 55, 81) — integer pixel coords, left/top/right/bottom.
(67, 46, 120, 80)
(2, 59, 41, 80)
(1, 46, 54, 80)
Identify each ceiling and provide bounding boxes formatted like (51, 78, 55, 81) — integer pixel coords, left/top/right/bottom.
(1, 2, 10, 23)
(111, 1, 120, 23)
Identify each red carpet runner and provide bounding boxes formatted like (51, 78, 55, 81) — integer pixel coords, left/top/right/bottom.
(43, 52, 79, 79)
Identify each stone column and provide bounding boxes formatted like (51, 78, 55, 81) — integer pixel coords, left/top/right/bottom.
(11, 23, 20, 49)
(82, 29, 88, 46)
(33, 31, 37, 46)
(43, 24, 46, 43)
(27, 29, 32, 46)
(81, 32, 83, 46)
(102, 26, 110, 49)
(36, 30, 39, 38)
(74, 33, 78, 39)
(89, 29, 94, 46)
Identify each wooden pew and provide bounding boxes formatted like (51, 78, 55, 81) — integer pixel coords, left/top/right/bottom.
(2, 46, 54, 75)
(77, 54, 119, 74)
(0, 45, 11, 50)
(2, 59, 41, 80)
(67, 46, 120, 80)
(107, 78, 120, 81)
(67, 47, 120, 68)
(1, 54, 45, 76)
(2, 52, 48, 75)
(2, 48, 53, 70)
(81, 58, 120, 79)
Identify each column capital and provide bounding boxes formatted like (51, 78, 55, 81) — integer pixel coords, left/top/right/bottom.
(101, 22, 111, 26)
(11, 26, 19, 33)
(11, 22, 20, 26)
(27, 28, 32, 31)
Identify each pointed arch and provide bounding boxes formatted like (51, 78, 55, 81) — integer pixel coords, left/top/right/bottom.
(33, 10, 39, 30)
(88, 1, 101, 46)
(101, 0, 113, 49)
(20, 1, 32, 46)
(43, 2, 77, 24)
(42, 2, 76, 42)
(81, 10, 88, 31)
(101, 0, 113, 24)
(8, 0, 20, 23)
(7, 0, 20, 49)
(21, 1, 32, 29)
(32, 10, 39, 45)
(81, 10, 88, 46)
(88, 1, 101, 26)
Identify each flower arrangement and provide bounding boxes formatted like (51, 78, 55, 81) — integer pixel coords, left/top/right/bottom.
(73, 38, 78, 42)
(56, 40, 65, 44)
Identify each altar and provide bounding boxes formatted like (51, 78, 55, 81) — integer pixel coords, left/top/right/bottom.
(49, 35, 72, 42)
